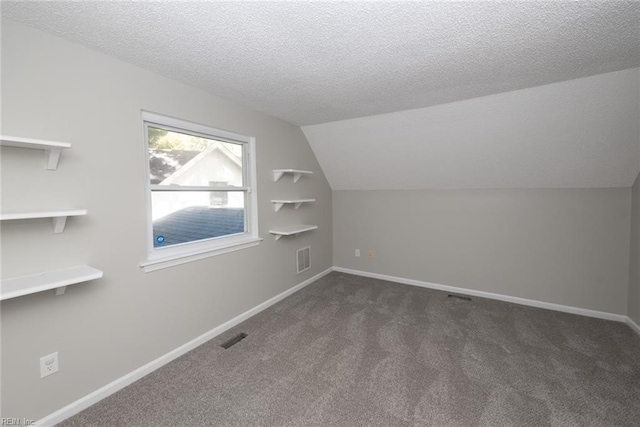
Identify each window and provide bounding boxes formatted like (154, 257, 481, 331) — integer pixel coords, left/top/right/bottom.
(140, 111, 260, 272)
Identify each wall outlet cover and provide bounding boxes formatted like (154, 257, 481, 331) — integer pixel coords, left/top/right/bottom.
(40, 351, 59, 378)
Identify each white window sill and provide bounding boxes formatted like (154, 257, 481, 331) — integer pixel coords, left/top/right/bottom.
(140, 235, 262, 273)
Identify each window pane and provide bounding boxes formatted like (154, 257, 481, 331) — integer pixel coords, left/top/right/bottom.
(148, 126, 244, 187)
(152, 191, 245, 247)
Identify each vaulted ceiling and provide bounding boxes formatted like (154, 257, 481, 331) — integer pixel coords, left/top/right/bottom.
(3, 1, 640, 189)
(303, 69, 640, 190)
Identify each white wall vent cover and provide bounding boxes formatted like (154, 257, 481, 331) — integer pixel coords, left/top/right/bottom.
(297, 246, 310, 274)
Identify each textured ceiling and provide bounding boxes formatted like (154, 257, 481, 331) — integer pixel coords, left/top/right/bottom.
(3, 1, 639, 126)
(303, 69, 640, 190)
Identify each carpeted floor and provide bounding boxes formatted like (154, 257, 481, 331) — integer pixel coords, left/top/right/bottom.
(61, 272, 640, 426)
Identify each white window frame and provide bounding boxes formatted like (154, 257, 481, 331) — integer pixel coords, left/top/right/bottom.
(140, 111, 260, 272)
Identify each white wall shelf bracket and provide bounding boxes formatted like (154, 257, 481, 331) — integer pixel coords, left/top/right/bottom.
(271, 199, 316, 212)
(53, 216, 68, 233)
(1, 135, 72, 170)
(45, 148, 63, 170)
(272, 169, 313, 183)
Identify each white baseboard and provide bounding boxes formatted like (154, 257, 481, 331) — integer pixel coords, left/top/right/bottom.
(35, 267, 333, 427)
(627, 316, 640, 336)
(333, 267, 628, 323)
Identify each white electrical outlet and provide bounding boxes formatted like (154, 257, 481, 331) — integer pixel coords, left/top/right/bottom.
(40, 352, 59, 378)
(355, 249, 360, 257)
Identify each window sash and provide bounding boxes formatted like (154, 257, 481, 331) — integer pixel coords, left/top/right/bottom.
(145, 121, 248, 188)
(151, 191, 250, 251)
(150, 185, 251, 192)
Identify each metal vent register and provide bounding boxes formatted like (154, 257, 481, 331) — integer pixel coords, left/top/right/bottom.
(297, 246, 310, 274)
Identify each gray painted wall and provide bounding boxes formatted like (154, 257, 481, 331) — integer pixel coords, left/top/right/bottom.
(1, 20, 332, 419)
(334, 189, 631, 315)
(628, 173, 640, 324)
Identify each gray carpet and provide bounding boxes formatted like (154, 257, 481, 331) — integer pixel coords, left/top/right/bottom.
(61, 272, 640, 426)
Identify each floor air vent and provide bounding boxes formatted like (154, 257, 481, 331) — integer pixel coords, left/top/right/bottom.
(297, 246, 310, 274)
(447, 294, 472, 301)
(221, 333, 247, 349)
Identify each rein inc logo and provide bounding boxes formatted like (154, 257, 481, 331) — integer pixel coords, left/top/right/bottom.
(1, 419, 35, 426)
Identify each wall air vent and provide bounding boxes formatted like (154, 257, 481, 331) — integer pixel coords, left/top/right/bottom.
(297, 246, 310, 274)
(447, 294, 471, 301)
(221, 333, 248, 349)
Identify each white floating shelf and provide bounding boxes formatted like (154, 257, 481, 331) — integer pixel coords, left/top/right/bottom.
(1, 265, 103, 301)
(269, 224, 318, 241)
(271, 199, 316, 212)
(1, 135, 72, 170)
(273, 169, 313, 183)
(0, 209, 88, 233)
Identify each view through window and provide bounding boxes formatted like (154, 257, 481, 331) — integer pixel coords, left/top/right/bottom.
(147, 124, 248, 248)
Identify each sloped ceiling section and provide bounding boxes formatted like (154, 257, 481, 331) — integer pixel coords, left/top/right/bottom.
(303, 69, 640, 190)
(2, 2, 639, 126)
